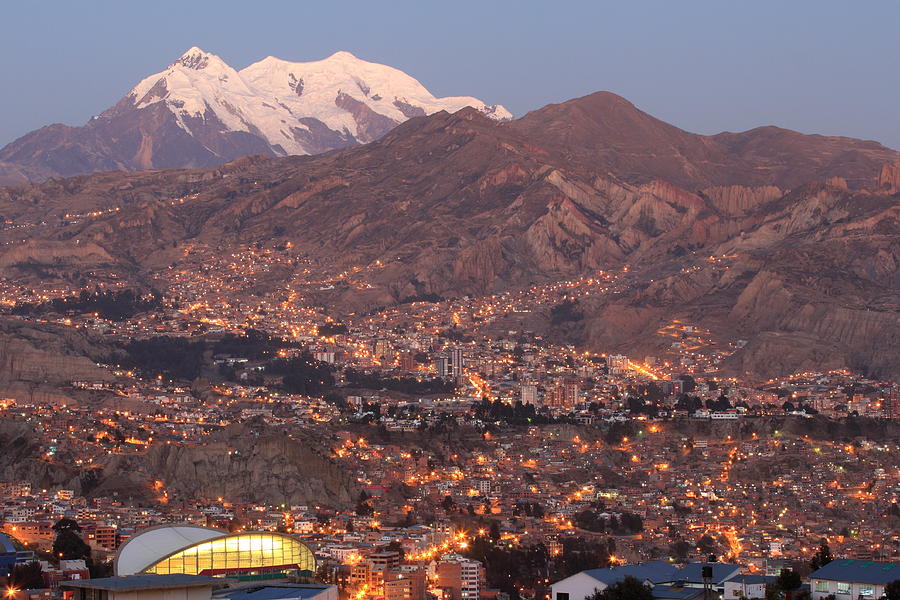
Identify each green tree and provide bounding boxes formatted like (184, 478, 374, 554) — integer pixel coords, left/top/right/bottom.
(383, 540, 406, 562)
(776, 569, 802, 592)
(489, 521, 501, 542)
(883, 580, 900, 600)
(9, 561, 45, 590)
(52, 518, 90, 560)
(587, 576, 654, 600)
(809, 539, 834, 571)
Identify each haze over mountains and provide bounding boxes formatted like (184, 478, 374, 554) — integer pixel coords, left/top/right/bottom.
(0, 83, 898, 380)
(0, 47, 510, 184)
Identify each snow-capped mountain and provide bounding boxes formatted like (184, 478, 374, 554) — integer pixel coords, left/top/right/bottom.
(0, 47, 511, 181)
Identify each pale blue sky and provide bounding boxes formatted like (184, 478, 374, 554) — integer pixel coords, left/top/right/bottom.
(1, 0, 897, 149)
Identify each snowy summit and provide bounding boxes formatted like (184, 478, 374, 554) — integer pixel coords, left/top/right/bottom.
(124, 47, 513, 156)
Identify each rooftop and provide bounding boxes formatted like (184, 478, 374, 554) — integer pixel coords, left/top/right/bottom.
(810, 560, 900, 585)
(61, 574, 227, 591)
(215, 584, 336, 600)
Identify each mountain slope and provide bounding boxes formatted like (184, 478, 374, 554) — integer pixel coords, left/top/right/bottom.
(0, 96, 897, 379)
(509, 92, 899, 189)
(0, 47, 510, 180)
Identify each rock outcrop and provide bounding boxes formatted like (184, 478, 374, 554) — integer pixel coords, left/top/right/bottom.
(137, 432, 357, 507)
(0, 321, 114, 386)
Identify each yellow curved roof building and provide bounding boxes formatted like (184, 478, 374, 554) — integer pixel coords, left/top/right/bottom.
(115, 525, 315, 578)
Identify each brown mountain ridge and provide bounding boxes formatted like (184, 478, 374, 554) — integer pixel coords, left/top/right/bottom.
(0, 91, 898, 380)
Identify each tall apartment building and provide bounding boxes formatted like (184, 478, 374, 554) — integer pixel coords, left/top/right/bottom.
(449, 348, 465, 377)
(520, 384, 538, 406)
(436, 554, 485, 600)
(384, 564, 426, 600)
(606, 354, 628, 375)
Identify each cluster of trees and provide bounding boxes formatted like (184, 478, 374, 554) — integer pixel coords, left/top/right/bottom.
(809, 540, 834, 570)
(462, 531, 550, 600)
(318, 322, 349, 336)
(573, 508, 644, 534)
(473, 398, 560, 425)
(512, 501, 545, 518)
(550, 299, 583, 325)
(120, 336, 206, 380)
(586, 577, 653, 600)
(266, 353, 336, 395)
(398, 292, 444, 304)
(553, 536, 617, 579)
(765, 568, 804, 600)
(674, 394, 748, 412)
(781, 401, 819, 414)
(344, 369, 453, 395)
(212, 328, 298, 360)
(11, 289, 162, 321)
(355, 491, 374, 516)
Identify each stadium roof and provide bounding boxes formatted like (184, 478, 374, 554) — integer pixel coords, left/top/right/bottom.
(0, 533, 17, 554)
(62, 574, 226, 591)
(115, 525, 223, 576)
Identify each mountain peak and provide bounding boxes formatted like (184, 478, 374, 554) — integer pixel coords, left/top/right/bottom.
(325, 50, 360, 61)
(175, 46, 218, 70)
(0, 47, 512, 178)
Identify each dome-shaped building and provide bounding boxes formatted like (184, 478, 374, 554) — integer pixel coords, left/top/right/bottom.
(115, 525, 315, 579)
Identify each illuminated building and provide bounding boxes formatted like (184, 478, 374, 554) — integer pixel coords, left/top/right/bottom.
(0, 532, 35, 576)
(114, 525, 315, 578)
(448, 348, 464, 377)
(436, 555, 484, 600)
(606, 354, 628, 375)
(520, 384, 537, 406)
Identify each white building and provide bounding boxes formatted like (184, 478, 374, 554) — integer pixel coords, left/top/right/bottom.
(723, 575, 767, 599)
(809, 559, 898, 600)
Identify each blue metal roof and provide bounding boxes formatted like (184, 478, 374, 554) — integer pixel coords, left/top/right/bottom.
(727, 575, 767, 585)
(651, 585, 705, 600)
(677, 563, 741, 585)
(0, 533, 17, 555)
(582, 562, 742, 587)
(810, 560, 900, 585)
(217, 586, 334, 600)
(584, 562, 680, 585)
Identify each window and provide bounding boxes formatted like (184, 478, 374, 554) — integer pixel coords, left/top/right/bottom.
(815, 581, 830, 593)
(859, 586, 874, 597)
(556, 593, 570, 600)
(143, 533, 315, 575)
(836, 582, 851, 595)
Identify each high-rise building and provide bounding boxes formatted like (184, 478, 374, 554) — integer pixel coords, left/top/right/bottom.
(520, 384, 538, 406)
(607, 354, 628, 375)
(350, 551, 402, 591)
(399, 352, 415, 372)
(563, 380, 580, 406)
(374, 339, 393, 363)
(433, 356, 450, 377)
(384, 565, 426, 600)
(449, 348, 465, 377)
(436, 555, 485, 600)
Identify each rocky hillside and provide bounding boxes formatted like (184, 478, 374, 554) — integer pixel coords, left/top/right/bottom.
(0, 419, 357, 507)
(137, 430, 357, 507)
(0, 93, 897, 379)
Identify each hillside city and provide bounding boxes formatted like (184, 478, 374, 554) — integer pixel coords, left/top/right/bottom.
(0, 8, 898, 600)
(0, 239, 896, 600)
